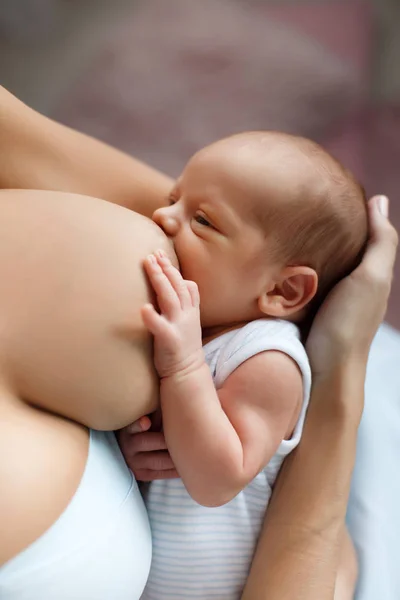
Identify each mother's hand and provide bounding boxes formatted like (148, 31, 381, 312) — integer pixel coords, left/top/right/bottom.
(306, 195, 398, 379)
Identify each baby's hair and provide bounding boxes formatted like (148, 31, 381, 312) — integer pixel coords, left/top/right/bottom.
(231, 131, 369, 314)
(278, 135, 367, 305)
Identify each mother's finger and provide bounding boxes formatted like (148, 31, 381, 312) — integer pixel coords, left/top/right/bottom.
(358, 196, 398, 283)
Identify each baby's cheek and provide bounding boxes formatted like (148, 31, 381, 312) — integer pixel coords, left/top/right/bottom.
(164, 239, 179, 270)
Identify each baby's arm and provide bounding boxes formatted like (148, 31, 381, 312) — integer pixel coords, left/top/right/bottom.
(142, 252, 302, 507)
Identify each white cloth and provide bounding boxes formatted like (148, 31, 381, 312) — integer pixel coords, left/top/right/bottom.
(347, 323, 400, 600)
(142, 319, 311, 599)
(0, 430, 152, 600)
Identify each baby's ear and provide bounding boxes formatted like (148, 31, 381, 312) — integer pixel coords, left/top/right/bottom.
(258, 266, 318, 318)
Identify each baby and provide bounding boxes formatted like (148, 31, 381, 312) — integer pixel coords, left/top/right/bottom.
(130, 132, 367, 599)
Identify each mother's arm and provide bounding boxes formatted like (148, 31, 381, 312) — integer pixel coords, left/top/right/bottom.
(242, 196, 398, 599)
(242, 364, 362, 600)
(0, 86, 173, 216)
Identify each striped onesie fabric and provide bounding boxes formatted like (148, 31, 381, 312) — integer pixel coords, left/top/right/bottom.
(141, 319, 311, 599)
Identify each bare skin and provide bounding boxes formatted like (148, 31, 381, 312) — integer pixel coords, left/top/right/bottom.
(0, 189, 176, 565)
(0, 86, 171, 217)
(0, 87, 397, 599)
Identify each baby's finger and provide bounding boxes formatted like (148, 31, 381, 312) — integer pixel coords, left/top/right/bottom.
(186, 280, 200, 308)
(155, 250, 192, 310)
(135, 431, 167, 452)
(125, 416, 152, 435)
(134, 468, 179, 482)
(141, 304, 171, 338)
(117, 419, 151, 456)
(119, 432, 169, 468)
(131, 450, 175, 473)
(144, 255, 181, 317)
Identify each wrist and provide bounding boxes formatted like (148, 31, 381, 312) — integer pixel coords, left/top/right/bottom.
(310, 359, 366, 426)
(160, 356, 209, 387)
(309, 333, 369, 380)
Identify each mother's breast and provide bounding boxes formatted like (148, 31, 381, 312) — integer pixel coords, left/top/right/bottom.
(0, 190, 177, 429)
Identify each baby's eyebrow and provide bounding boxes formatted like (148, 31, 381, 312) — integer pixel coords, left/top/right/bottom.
(202, 201, 239, 233)
(167, 180, 182, 204)
(166, 190, 179, 205)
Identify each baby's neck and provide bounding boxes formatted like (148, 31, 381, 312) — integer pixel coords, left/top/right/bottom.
(202, 321, 253, 345)
(202, 313, 302, 345)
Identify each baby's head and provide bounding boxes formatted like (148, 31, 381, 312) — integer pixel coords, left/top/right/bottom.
(153, 132, 368, 331)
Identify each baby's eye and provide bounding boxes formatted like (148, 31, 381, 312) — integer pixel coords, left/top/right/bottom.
(193, 214, 212, 227)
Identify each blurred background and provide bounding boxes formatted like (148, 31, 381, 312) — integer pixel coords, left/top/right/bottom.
(1, 0, 399, 328)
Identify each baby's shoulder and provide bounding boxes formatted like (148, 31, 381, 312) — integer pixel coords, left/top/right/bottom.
(213, 319, 310, 389)
(221, 318, 305, 365)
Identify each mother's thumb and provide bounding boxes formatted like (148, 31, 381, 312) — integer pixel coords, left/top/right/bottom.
(375, 194, 389, 219)
(363, 195, 398, 281)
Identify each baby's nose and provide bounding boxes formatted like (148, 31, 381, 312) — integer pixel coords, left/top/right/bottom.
(152, 207, 179, 237)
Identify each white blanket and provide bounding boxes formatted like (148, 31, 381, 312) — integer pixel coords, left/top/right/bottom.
(347, 323, 400, 599)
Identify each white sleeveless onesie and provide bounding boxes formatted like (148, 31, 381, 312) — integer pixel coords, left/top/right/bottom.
(0, 430, 152, 599)
(142, 319, 311, 600)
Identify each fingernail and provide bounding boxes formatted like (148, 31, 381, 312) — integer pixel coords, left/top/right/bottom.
(147, 254, 155, 264)
(377, 195, 389, 218)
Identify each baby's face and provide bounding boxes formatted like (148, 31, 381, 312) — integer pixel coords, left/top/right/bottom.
(152, 141, 284, 330)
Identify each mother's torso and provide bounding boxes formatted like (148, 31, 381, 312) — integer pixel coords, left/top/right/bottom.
(0, 190, 175, 597)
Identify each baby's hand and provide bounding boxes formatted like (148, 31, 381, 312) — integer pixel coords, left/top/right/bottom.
(142, 250, 204, 379)
(118, 420, 178, 481)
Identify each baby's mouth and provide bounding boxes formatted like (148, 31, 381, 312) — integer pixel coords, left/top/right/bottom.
(169, 240, 182, 273)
